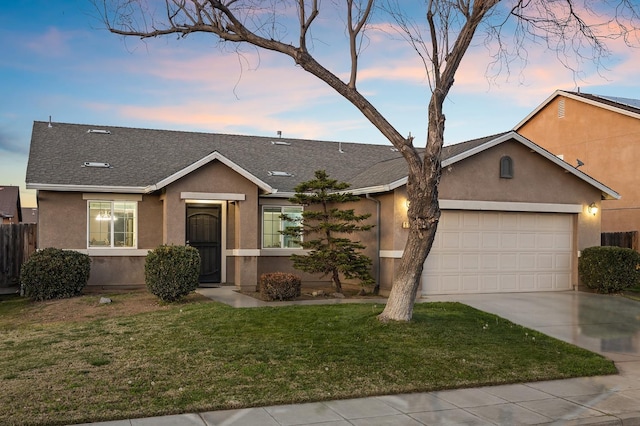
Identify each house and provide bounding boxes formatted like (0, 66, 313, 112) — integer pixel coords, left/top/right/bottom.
(0, 186, 22, 224)
(20, 208, 38, 224)
(26, 121, 618, 295)
(515, 90, 640, 242)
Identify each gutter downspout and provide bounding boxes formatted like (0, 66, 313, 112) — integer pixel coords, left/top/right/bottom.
(366, 193, 381, 295)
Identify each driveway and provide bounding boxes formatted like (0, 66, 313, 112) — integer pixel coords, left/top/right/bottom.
(424, 291, 640, 363)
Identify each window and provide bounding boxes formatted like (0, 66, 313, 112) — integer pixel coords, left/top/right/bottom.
(500, 156, 514, 179)
(262, 206, 303, 248)
(88, 201, 137, 248)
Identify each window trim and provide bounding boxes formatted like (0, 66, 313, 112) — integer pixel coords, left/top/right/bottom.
(86, 200, 138, 249)
(261, 205, 303, 249)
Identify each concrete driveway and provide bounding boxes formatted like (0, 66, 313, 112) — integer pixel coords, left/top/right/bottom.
(425, 291, 640, 363)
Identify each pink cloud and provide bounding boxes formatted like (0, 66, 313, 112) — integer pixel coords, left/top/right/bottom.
(24, 27, 74, 57)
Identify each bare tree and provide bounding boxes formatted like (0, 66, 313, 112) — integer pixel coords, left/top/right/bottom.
(97, 0, 640, 321)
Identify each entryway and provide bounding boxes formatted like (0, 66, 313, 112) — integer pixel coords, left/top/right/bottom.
(186, 204, 221, 283)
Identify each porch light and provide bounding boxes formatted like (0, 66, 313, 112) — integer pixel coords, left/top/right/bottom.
(588, 203, 598, 216)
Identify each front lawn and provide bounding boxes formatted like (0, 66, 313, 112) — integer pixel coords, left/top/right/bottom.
(0, 292, 616, 425)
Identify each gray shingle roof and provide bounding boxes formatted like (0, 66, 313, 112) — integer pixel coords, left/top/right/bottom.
(566, 91, 640, 115)
(26, 121, 408, 193)
(27, 122, 604, 197)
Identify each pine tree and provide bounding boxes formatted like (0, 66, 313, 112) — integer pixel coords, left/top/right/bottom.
(282, 170, 374, 294)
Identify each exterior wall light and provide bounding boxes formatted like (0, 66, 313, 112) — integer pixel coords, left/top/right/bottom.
(588, 203, 598, 216)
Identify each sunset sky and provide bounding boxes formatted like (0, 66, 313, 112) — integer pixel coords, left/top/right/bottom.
(2, 1, 639, 207)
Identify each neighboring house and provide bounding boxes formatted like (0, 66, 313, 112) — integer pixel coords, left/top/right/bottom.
(26, 121, 618, 295)
(0, 186, 22, 224)
(515, 90, 640, 240)
(20, 208, 38, 224)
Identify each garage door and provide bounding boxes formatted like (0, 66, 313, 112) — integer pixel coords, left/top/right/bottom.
(421, 211, 573, 295)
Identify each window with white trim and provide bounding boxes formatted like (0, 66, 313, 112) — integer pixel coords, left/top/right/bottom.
(262, 206, 303, 248)
(88, 201, 137, 248)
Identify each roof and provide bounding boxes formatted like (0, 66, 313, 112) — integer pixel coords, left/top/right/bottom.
(513, 90, 640, 130)
(0, 186, 22, 220)
(26, 121, 618, 200)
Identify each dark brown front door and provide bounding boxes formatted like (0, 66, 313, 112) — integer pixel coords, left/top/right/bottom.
(186, 205, 221, 283)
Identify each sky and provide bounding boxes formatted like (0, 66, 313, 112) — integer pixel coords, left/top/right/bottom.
(2, 1, 639, 207)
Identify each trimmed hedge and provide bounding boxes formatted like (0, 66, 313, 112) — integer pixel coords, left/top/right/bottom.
(578, 246, 640, 293)
(259, 272, 302, 301)
(20, 248, 91, 301)
(145, 245, 201, 302)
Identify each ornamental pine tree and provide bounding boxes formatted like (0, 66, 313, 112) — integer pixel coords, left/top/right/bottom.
(282, 170, 374, 294)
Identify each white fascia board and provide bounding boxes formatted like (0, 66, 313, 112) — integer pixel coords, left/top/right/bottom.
(512, 89, 566, 130)
(350, 178, 408, 196)
(26, 183, 146, 193)
(261, 192, 297, 198)
(440, 200, 583, 213)
(442, 132, 515, 167)
(145, 151, 274, 194)
(513, 89, 640, 130)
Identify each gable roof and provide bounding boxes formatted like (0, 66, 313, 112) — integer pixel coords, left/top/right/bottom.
(0, 186, 22, 221)
(513, 89, 640, 130)
(26, 121, 618, 200)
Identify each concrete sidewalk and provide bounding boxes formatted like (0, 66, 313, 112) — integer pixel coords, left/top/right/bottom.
(77, 289, 640, 426)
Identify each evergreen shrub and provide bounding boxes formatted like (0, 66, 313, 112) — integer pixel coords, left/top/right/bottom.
(145, 245, 201, 302)
(578, 246, 640, 293)
(20, 248, 91, 301)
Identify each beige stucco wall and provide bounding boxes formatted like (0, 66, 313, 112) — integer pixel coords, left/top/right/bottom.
(376, 139, 603, 295)
(518, 95, 636, 233)
(36, 191, 162, 288)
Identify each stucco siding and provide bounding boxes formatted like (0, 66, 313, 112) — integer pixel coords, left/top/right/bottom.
(518, 95, 638, 233)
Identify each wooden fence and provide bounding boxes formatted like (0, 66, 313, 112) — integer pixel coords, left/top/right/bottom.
(0, 224, 37, 287)
(601, 231, 638, 251)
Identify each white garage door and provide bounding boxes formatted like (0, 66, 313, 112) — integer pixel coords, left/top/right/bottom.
(421, 211, 573, 295)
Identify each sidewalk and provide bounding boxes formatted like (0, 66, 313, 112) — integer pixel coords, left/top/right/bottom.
(77, 289, 640, 425)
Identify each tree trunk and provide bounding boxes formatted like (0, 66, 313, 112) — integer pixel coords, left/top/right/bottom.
(378, 93, 445, 322)
(332, 268, 343, 293)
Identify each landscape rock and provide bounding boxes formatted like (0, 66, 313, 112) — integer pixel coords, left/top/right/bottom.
(99, 297, 112, 304)
(332, 292, 345, 299)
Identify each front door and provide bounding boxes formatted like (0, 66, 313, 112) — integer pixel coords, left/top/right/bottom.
(186, 205, 221, 283)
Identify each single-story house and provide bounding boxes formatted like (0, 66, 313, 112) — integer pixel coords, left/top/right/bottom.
(26, 121, 619, 296)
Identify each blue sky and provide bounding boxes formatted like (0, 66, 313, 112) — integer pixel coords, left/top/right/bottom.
(2, 1, 639, 207)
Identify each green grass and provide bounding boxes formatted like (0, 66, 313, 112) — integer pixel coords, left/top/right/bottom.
(0, 296, 616, 425)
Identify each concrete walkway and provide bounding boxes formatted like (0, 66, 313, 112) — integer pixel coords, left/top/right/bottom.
(78, 289, 640, 426)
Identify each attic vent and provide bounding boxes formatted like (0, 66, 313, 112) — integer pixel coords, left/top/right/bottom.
(271, 141, 291, 146)
(558, 99, 565, 118)
(268, 171, 294, 177)
(83, 162, 111, 168)
(499, 156, 513, 179)
(87, 129, 111, 134)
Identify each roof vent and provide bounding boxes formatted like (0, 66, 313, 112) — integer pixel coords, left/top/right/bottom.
(87, 129, 111, 134)
(83, 162, 111, 168)
(390, 147, 399, 152)
(268, 171, 294, 177)
(271, 141, 291, 146)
